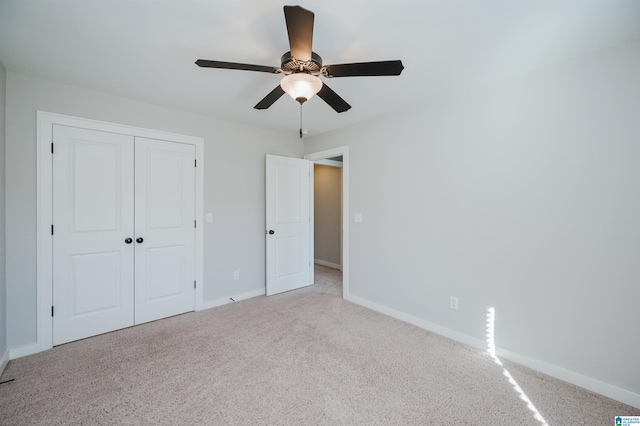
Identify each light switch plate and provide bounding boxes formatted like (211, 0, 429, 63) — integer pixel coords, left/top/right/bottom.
(354, 213, 363, 223)
(206, 213, 213, 223)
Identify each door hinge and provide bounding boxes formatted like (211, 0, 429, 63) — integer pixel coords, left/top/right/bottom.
(51, 224, 54, 235)
(51, 142, 54, 154)
(194, 220, 196, 228)
(194, 280, 196, 289)
(51, 306, 54, 317)
(194, 159, 197, 167)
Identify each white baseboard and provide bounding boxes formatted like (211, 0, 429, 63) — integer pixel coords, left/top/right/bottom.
(495, 346, 640, 409)
(314, 259, 342, 270)
(9, 288, 266, 360)
(345, 294, 486, 351)
(199, 288, 265, 311)
(0, 348, 9, 376)
(345, 293, 640, 410)
(9, 342, 45, 360)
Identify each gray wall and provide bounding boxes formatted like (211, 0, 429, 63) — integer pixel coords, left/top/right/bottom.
(304, 39, 640, 396)
(5, 72, 301, 349)
(0, 60, 7, 362)
(314, 164, 341, 266)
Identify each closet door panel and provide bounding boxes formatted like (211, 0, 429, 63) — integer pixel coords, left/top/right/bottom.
(52, 125, 135, 345)
(134, 137, 196, 324)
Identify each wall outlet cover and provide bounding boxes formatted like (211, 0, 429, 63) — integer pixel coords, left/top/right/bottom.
(450, 296, 459, 310)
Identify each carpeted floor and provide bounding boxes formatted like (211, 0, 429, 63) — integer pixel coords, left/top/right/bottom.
(1, 265, 638, 425)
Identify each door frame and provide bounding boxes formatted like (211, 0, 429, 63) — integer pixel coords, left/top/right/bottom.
(31, 111, 204, 356)
(304, 146, 349, 298)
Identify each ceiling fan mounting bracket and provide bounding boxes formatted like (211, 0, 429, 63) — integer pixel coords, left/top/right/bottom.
(280, 51, 323, 75)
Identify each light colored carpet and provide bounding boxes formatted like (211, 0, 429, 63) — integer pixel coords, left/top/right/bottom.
(1, 265, 638, 425)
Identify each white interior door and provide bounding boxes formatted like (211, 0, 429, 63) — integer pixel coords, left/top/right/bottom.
(265, 155, 311, 296)
(53, 125, 135, 345)
(134, 137, 196, 324)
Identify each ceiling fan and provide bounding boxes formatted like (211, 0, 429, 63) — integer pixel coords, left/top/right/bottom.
(195, 5, 404, 117)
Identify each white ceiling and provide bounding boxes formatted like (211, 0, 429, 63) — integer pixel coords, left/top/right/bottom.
(1, 0, 639, 137)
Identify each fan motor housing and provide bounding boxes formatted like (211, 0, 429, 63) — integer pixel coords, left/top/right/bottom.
(280, 51, 323, 74)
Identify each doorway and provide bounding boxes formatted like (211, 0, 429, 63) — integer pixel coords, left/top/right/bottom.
(305, 146, 349, 298)
(313, 158, 343, 295)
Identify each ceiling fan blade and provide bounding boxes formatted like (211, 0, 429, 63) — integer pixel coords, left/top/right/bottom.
(254, 85, 286, 110)
(324, 60, 404, 77)
(284, 5, 314, 62)
(195, 60, 280, 74)
(317, 83, 351, 113)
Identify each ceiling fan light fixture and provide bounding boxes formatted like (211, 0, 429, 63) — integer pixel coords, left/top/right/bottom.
(280, 73, 322, 103)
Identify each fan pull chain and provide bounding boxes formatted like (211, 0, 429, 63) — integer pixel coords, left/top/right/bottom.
(299, 103, 303, 139)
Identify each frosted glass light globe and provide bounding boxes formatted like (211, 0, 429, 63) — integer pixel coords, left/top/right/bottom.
(280, 74, 322, 103)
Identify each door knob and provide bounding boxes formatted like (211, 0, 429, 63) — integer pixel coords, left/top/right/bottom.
(124, 238, 133, 244)
(268, 230, 275, 235)
(136, 237, 144, 243)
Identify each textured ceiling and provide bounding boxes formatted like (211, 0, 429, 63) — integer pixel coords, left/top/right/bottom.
(1, 0, 639, 137)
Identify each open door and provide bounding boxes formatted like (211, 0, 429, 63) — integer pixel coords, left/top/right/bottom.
(265, 155, 311, 296)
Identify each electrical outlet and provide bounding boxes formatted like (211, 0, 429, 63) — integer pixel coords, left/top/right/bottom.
(233, 270, 239, 280)
(450, 296, 459, 310)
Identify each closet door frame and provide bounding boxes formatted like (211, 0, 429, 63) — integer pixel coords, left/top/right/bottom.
(34, 111, 205, 356)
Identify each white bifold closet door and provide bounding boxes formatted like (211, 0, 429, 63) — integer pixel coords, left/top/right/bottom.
(52, 126, 195, 346)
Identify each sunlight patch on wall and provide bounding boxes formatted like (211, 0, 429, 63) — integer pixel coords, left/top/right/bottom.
(486, 306, 548, 425)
